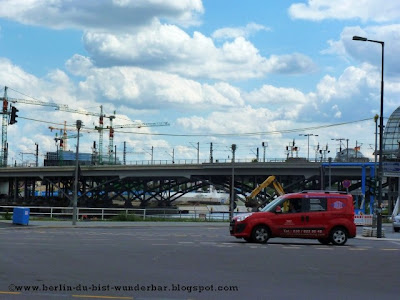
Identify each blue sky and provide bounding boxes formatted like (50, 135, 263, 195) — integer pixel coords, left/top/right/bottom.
(0, 0, 399, 165)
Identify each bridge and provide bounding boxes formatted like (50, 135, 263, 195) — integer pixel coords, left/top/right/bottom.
(0, 161, 378, 209)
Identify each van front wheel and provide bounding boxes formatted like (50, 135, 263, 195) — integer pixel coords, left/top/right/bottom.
(330, 227, 348, 246)
(251, 225, 270, 244)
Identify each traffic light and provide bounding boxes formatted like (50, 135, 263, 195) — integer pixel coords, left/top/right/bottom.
(9, 106, 18, 125)
(369, 178, 377, 196)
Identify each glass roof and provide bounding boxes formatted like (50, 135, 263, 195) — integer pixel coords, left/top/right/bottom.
(383, 106, 400, 159)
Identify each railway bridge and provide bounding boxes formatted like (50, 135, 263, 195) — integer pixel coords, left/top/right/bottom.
(0, 161, 378, 209)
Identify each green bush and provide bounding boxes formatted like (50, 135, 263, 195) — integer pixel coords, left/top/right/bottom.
(4, 211, 12, 220)
(112, 213, 142, 221)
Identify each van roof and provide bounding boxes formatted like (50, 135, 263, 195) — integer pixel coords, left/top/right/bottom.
(283, 190, 351, 198)
(300, 190, 348, 195)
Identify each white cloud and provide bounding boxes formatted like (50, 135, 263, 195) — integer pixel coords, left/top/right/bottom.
(82, 22, 316, 80)
(0, 53, 388, 162)
(176, 106, 287, 135)
(0, 1, 316, 81)
(323, 25, 400, 76)
(289, 0, 400, 22)
(64, 57, 387, 135)
(65, 55, 94, 77)
(0, 58, 39, 90)
(246, 84, 308, 106)
(65, 57, 245, 109)
(0, 0, 204, 30)
(212, 22, 271, 40)
(266, 53, 317, 75)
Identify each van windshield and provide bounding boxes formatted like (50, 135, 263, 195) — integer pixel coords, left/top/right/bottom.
(260, 196, 284, 212)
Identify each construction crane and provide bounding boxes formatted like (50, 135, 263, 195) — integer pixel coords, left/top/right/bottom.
(0, 86, 105, 166)
(56, 105, 109, 164)
(58, 104, 170, 164)
(1, 86, 67, 166)
(113, 121, 170, 129)
(8, 97, 62, 109)
(49, 121, 69, 151)
(53, 132, 82, 165)
(49, 121, 96, 164)
(106, 113, 116, 164)
(49, 121, 94, 151)
(1, 86, 171, 166)
(2, 92, 108, 165)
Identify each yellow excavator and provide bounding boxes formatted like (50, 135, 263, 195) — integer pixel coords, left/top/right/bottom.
(245, 175, 285, 208)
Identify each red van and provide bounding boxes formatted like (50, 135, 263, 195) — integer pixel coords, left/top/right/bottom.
(230, 191, 356, 245)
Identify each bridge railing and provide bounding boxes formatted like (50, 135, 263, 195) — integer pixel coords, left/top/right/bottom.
(0, 206, 245, 222)
(11, 157, 346, 167)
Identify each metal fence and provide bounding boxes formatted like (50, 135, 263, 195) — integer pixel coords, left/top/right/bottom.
(0, 206, 240, 222)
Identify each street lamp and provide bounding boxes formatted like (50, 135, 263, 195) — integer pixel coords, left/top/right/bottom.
(300, 134, 318, 161)
(72, 120, 82, 225)
(352, 35, 384, 238)
(230, 144, 237, 220)
(35, 143, 39, 167)
(262, 142, 268, 162)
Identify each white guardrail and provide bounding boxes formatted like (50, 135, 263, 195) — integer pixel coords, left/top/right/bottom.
(0, 205, 379, 225)
(0, 206, 239, 221)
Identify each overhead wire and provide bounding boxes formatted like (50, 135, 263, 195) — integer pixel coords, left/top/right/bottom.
(19, 116, 374, 137)
(113, 117, 374, 137)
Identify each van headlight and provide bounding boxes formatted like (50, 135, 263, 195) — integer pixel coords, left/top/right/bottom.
(236, 213, 252, 222)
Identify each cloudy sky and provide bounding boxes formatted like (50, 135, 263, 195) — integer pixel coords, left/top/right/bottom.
(0, 0, 399, 165)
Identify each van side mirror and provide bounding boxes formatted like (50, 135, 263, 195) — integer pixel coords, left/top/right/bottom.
(275, 206, 282, 213)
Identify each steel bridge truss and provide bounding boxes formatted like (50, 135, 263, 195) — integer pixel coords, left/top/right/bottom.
(2, 172, 370, 208)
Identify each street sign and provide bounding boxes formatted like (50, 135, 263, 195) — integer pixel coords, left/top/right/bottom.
(342, 179, 351, 188)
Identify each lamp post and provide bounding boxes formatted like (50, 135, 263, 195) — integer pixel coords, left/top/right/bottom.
(230, 144, 237, 220)
(72, 120, 82, 225)
(353, 35, 384, 238)
(35, 143, 38, 167)
(300, 134, 318, 161)
(262, 142, 268, 162)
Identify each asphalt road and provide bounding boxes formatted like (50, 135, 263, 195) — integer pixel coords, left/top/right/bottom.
(1, 223, 400, 300)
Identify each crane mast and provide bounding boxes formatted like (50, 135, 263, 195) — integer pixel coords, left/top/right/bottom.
(107, 112, 116, 164)
(49, 121, 69, 164)
(58, 104, 107, 165)
(1, 87, 9, 166)
(94, 105, 105, 164)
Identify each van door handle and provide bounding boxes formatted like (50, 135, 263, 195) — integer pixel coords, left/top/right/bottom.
(301, 216, 309, 222)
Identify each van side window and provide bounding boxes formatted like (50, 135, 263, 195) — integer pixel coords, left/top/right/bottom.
(282, 198, 302, 213)
(305, 198, 327, 212)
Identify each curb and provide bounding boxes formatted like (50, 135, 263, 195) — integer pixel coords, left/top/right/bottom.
(355, 236, 400, 241)
(0, 221, 229, 229)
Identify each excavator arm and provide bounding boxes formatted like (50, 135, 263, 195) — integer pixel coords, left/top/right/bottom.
(245, 175, 284, 208)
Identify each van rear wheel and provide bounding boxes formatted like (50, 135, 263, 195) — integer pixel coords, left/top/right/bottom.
(251, 225, 270, 244)
(330, 227, 348, 246)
